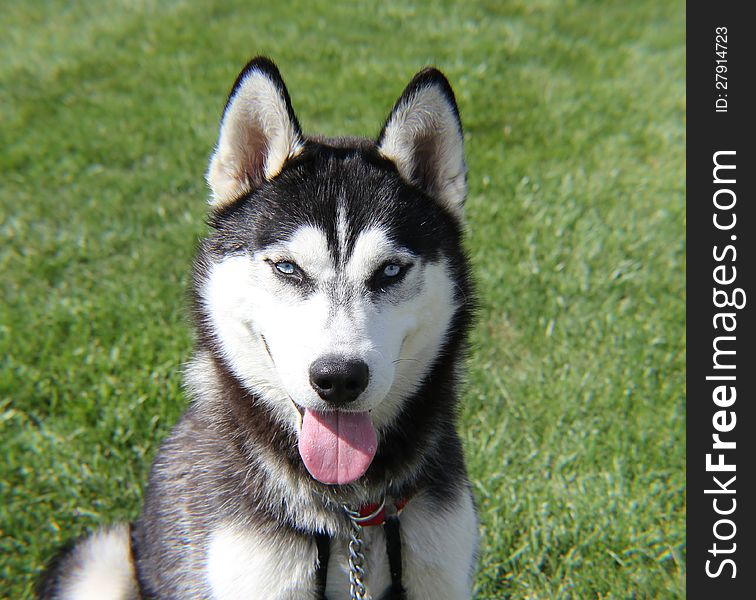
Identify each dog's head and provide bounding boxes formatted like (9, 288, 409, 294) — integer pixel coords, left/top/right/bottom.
(196, 57, 469, 485)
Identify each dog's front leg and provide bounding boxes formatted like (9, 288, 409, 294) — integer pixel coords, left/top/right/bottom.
(399, 487, 479, 600)
(205, 522, 322, 600)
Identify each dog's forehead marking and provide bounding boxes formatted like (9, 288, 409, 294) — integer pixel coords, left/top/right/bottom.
(336, 203, 349, 263)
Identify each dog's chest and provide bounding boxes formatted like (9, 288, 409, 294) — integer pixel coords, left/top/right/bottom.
(205, 522, 391, 600)
(203, 490, 477, 599)
(324, 528, 392, 600)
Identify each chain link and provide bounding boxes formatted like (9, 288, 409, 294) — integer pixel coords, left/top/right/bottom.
(343, 505, 371, 600)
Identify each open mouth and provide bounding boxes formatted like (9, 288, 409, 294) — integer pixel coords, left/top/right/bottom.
(264, 334, 377, 485)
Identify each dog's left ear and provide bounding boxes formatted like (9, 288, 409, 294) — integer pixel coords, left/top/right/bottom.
(378, 68, 466, 218)
(206, 57, 304, 209)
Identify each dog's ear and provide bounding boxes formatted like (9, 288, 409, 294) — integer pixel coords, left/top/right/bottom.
(377, 68, 466, 218)
(206, 57, 304, 209)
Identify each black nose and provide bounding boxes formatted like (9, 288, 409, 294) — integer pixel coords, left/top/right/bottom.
(309, 356, 369, 405)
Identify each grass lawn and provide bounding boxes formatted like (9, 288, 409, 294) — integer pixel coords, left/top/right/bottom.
(1, 1, 685, 597)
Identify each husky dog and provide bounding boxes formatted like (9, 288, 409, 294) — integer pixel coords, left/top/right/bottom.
(38, 57, 477, 600)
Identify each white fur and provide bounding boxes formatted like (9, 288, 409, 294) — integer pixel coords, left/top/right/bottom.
(378, 83, 467, 218)
(206, 522, 390, 600)
(336, 203, 349, 255)
(266, 224, 336, 281)
(205, 490, 476, 600)
(206, 68, 304, 208)
(325, 491, 478, 599)
(401, 489, 478, 599)
(207, 524, 317, 600)
(58, 525, 136, 600)
(201, 224, 458, 434)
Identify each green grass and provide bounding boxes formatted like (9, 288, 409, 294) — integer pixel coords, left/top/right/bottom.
(1, 1, 685, 597)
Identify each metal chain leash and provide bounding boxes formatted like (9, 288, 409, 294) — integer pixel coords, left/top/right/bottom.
(345, 509, 369, 599)
(343, 499, 384, 600)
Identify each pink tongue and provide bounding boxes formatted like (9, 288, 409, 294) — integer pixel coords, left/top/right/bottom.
(298, 409, 377, 485)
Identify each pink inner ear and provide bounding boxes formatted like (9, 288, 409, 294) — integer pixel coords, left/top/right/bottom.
(377, 80, 466, 216)
(409, 131, 441, 198)
(236, 124, 270, 191)
(207, 63, 303, 210)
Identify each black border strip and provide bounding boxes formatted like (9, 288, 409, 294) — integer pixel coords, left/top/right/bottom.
(687, 3, 755, 597)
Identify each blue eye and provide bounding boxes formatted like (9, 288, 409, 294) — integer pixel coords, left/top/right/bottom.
(383, 264, 402, 277)
(275, 261, 296, 275)
(369, 261, 412, 291)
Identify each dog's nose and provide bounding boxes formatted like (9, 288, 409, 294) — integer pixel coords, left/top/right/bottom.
(309, 356, 369, 405)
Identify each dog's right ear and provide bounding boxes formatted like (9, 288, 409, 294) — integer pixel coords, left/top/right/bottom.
(206, 57, 304, 210)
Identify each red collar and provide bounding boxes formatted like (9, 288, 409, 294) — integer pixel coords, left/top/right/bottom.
(353, 496, 410, 527)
